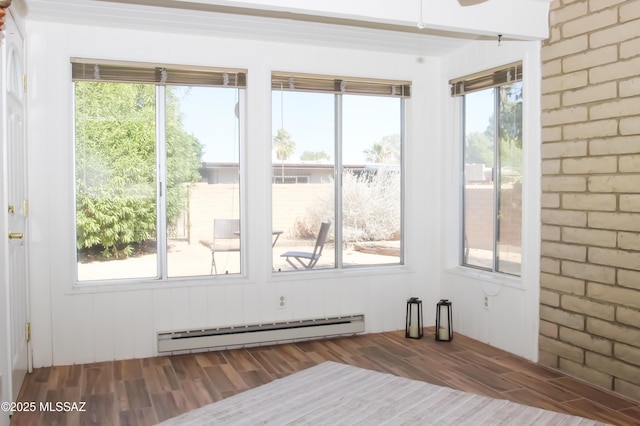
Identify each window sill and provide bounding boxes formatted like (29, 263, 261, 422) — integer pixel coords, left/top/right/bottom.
(445, 266, 524, 290)
(67, 274, 251, 295)
(271, 264, 412, 281)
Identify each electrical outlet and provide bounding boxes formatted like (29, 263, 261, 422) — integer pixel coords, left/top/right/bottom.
(278, 295, 286, 309)
(483, 295, 490, 310)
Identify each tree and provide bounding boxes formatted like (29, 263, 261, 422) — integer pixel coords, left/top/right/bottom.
(465, 83, 523, 183)
(165, 87, 203, 237)
(273, 128, 296, 180)
(497, 85, 523, 171)
(75, 82, 202, 258)
(483, 83, 523, 171)
(363, 133, 400, 164)
(300, 150, 331, 162)
(273, 128, 296, 160)
(465, 131, 493, 166)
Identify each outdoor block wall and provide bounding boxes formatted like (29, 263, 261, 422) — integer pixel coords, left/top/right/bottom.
(189, 183, 518, 250)
(188, 183, 331, 243)
(540, 0, 640, 401)
(465, 184, 522, 251)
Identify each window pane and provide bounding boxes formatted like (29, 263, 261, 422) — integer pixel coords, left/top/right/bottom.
(272, 91, 335, 271)
(166, 86, 241, 277)
(342, 95, 402, 267)
(463, 88, 495, 270)
(497, 82, 523, 275)
(75, 82, 158, 281)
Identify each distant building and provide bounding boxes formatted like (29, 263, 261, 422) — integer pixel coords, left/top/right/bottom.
(200, 162, 370, 184)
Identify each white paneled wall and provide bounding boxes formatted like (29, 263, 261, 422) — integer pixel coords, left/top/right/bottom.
(26, 7, 544, 366)
(26, 20, 444, 367)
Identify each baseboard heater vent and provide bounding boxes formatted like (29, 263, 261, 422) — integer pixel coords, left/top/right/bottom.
(157, 314, 365, 353)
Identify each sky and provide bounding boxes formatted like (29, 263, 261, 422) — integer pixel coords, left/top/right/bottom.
(272, 91, 401, 164)
(464, 88, 494, 135)
(175, 86, 241, 163)
(176, 86, 401, 164)
(175, 85, 497, 164)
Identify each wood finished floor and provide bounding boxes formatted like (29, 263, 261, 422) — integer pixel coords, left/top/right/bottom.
(11, 329, 640, 426)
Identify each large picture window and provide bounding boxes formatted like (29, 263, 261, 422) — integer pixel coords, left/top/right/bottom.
(73, 59, 245, 282)
(452, 62, 523, 276)
(270, 72, 408, 271)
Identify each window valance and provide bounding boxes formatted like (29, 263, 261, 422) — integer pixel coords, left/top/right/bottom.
(272, 71, 411, 98)
(71, 58, 247, 88)
(449, 61, 522, 97)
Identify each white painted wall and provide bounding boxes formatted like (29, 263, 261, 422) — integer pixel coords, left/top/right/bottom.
(440, 40, 542, 361)
(173, 0, 552, 39)
(25, 20, 445, 367)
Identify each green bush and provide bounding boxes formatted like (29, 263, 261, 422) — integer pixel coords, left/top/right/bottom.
(75, 82, 202, 258)
(76, 191, 156, 258)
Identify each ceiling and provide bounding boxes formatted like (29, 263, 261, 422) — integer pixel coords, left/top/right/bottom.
(24, 0, 488, 57)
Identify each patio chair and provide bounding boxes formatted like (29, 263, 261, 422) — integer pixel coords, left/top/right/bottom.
(202, 218, 240, 274)
(280, 221, 331, 270)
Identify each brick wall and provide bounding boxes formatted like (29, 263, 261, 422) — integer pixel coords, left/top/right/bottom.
(540, 0, 640, 401)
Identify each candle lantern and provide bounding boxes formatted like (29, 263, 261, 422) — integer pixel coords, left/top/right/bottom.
(405, 297, 423, 339)
(435, 299, 453, 342)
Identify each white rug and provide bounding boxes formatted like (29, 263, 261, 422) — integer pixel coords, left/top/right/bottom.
(158, 361, 607, 425)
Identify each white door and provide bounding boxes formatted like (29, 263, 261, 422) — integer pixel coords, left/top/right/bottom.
(5, 11, 29, 402)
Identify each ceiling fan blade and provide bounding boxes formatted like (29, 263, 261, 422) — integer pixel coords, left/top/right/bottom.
(458, 0, 490, 5)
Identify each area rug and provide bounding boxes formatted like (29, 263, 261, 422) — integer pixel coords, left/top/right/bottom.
(158, 361, 607, 425)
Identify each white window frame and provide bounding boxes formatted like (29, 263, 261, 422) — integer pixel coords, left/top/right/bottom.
(271, 72, 408, 271)
(453, 62, 523, 277)
(72, 58, 246, 283)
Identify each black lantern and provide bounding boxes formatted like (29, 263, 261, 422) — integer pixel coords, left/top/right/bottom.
(405, 297, 423, 339)
(435, 299, 453, 341)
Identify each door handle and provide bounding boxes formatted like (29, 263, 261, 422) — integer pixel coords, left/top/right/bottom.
(8, 232, 24, 240)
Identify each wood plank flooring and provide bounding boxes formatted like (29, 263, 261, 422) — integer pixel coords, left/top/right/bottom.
(11, 329, 640, 425)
